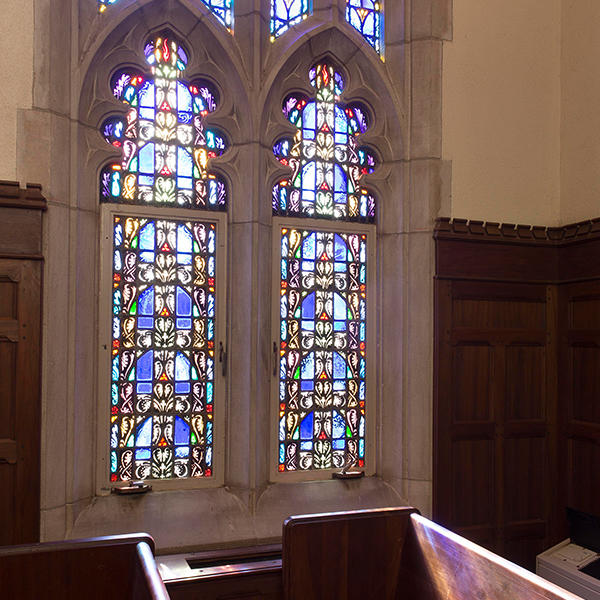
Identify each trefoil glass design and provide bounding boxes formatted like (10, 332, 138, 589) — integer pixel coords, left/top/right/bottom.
(277, 227, 368, 471)
(345, 0, 384, 58)
(270, 0, 312, 41)
(110, 215, 217, 481)
(100, 33, 229, 210)
(272, 63, 377, 222)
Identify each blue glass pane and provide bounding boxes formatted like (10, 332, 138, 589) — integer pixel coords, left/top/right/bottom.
(175, 352, 190, 381)
(136, 417, 152, 447)
(138, 287, 154, 316)
(300, 412, 314, 440)
(176, 286, 192, 316)
(301, 353, 314, 379)
(175, 416, 190, 445)
(137, 350, 153, 381)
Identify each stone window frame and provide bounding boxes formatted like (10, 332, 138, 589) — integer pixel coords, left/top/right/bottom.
(29, 0, 449, 549)
(96, 204, 229, 493)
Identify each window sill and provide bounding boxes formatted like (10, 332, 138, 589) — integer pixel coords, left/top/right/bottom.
(69, 476, 403, 553)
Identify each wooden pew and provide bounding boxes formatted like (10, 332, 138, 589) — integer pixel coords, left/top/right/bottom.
(283, 507, 583, 600)
(0, 532, 169, 600)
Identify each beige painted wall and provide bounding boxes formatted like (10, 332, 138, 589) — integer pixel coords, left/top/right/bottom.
(561, 0, 600, 224)
(0, 0, 34, 182)
(443, 0, 562, 226)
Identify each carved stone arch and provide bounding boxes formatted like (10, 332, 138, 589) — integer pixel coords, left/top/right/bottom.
(76, 4, 251, 215)
(78, 0, 245, 84)
(260, 26, 405, 228)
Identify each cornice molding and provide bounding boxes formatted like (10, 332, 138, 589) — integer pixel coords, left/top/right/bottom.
(0, 181, 47, 211)
(434, 217, 600, 245)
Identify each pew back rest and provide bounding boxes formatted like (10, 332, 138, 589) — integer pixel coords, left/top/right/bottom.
(283, 506, 419, 600)
(0, 533, 170, 600)
(283, 507, 585, 600)
(407, 513, 583, 600)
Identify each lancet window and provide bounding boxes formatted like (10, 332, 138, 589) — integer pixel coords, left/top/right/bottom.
(101, 33, 227, 482)
(272, 63, 377, 473)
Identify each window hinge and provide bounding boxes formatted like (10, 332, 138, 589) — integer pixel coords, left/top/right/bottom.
(111, 480, 152, 495)
(273, 341, 278, 377)
(219, 342, 227, 377)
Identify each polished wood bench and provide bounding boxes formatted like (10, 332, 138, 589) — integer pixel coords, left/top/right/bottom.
(162, 507, 583, 599)
(0, 532, 169, 599)
(283, 507, 583, 600)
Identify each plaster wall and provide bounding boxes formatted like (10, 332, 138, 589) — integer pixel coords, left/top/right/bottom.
(560, 1, 600, 224)
(442, 0, 562, 226)
(0, 0, 34, 182)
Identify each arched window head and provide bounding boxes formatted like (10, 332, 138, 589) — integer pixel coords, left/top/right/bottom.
(100, 33, 229, 210)
(97, 0, 234, 31)
(270, 0, 312, 41)
(346, 1, 384, 58)
(273, 62, 377, 222)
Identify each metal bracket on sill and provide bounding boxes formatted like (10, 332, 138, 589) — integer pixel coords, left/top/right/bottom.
(111, 480, 152, 495)
(332, 469, 365, 480)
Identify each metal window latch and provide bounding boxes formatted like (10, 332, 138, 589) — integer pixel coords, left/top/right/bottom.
(332, 468, 365, 480)
(219, 342, 227, 377)
(111, 480, 152, 495)
(273, 342, 278, 377)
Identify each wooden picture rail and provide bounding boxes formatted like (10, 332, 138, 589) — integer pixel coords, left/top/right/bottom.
(0, 533, 169, 600)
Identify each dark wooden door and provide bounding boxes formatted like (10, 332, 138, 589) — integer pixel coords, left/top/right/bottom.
(0, 259, 42, 544)
(434, 277, 559, 571)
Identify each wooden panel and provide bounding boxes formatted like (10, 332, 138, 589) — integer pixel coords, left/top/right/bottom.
(434, 227, 559, 570)
(571, 345, 600, 424)
(504, 438, 546, 523)
(0, 342, 16, 439)
(0, 534, 167, 600)
(167, 571, 282, 600)
(451, 344, 491, 422)
(570, 296, 600, 329)
(451, 440, 494, 528)
(453, 298, 545, 330)
(568, 438, 600, 514)
(283, 507, 417, 600)
(0, 260, 42, 545)
(0, 208, 43, 257)
(505, 345, 545, 421)
(436, 239, 557, 282)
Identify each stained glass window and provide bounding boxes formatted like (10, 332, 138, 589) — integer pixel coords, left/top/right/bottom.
(98, 0, 118, 12)
(110, 215, 218, 481)
(97, 0, 233, 30)
(270, 0, 312, 41)
(272, 63, 377, 222)
(274, 62, 377, 474)
(346, 0, 384, 57)
(199, 0, 233, 31)
(100, 33, 229, 210)
(277, 227, 369, 472)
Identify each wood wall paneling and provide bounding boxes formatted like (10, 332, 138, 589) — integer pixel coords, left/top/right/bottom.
(434, 221, 562, 571)
(0, 182, 45, 545)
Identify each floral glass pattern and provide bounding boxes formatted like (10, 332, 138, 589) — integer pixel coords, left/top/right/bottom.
(100, 33, 228, 210)
(110, 215, 217, 481)
(277, 227, 368, 472)
(346, 0, 384, 57)
(270, 0, 312, 41)
(272, 63, 376, 222)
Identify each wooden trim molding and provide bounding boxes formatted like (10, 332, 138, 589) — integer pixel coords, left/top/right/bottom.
(0, 181, 47, 211)
(435, 217, 600, 245)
